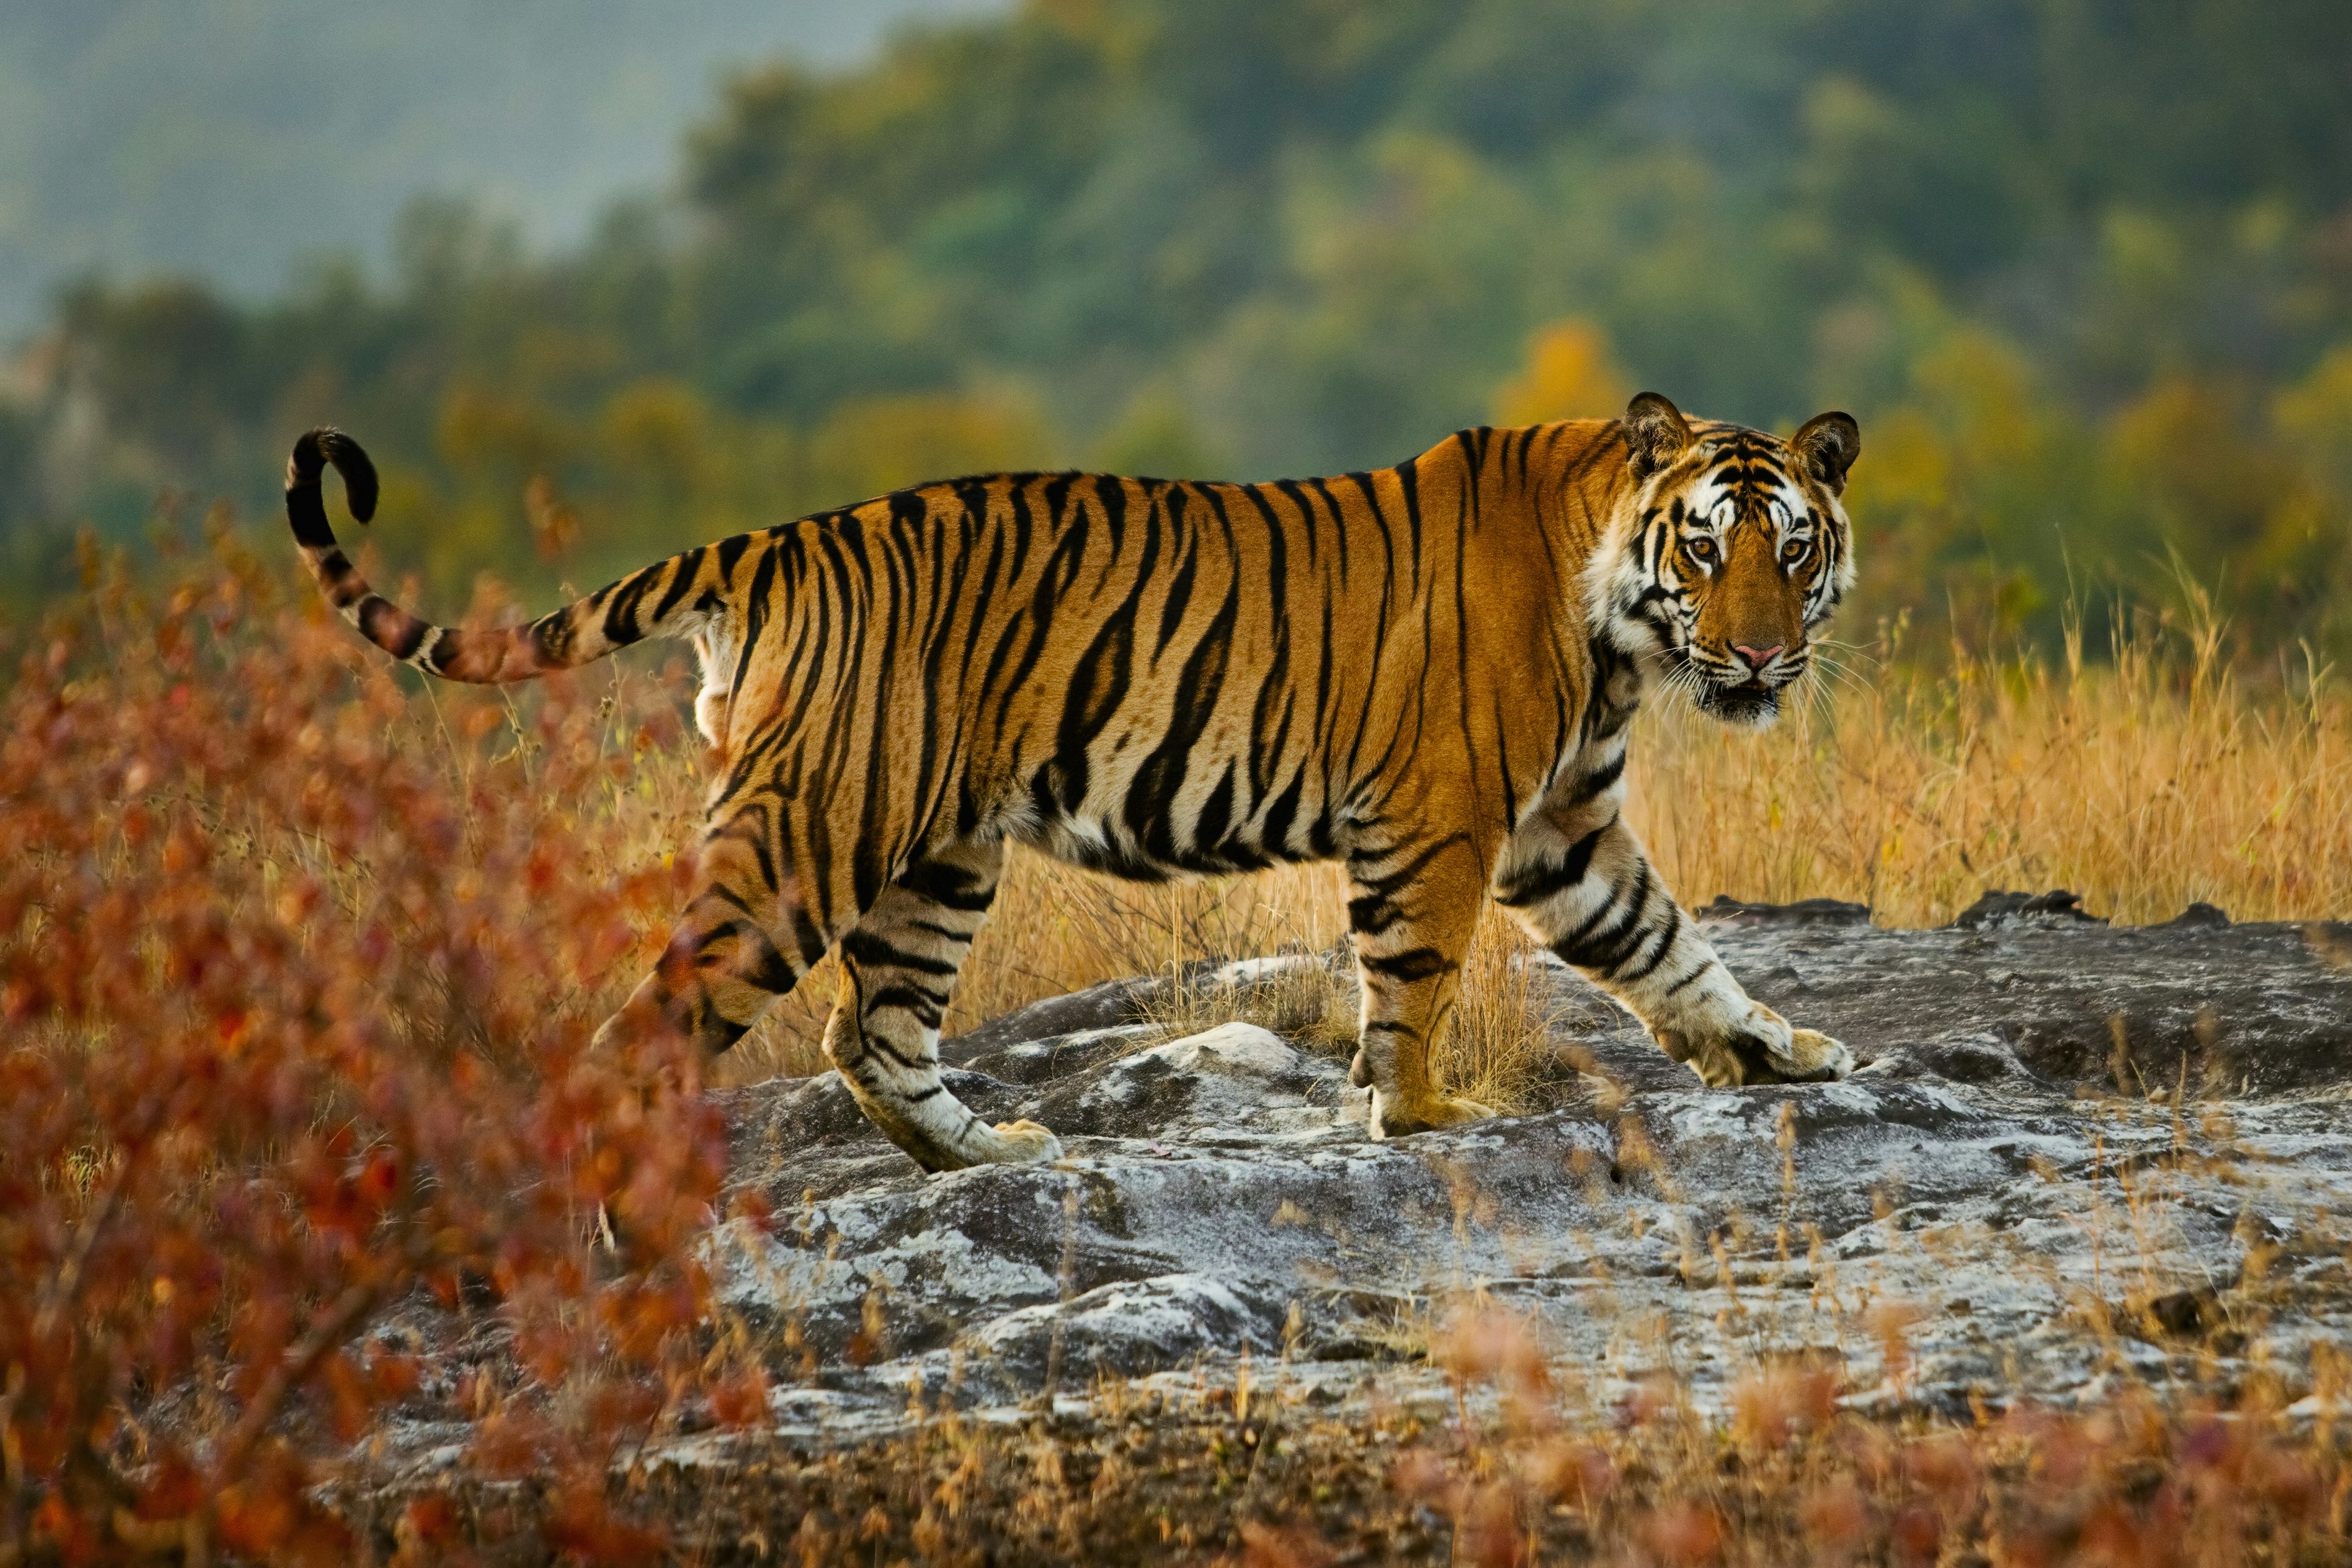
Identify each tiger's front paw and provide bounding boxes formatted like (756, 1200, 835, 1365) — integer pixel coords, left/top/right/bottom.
(1368, 1088, 1494, 1139)
(1662, 1010, 1854, 1088)
(1779, 1028, 1854, 1081)
(976, 1118, 1065, 1164)
(912, 1116, 1065, 1172)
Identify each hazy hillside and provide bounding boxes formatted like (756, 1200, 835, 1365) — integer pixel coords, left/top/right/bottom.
(0, 0, 1005, 334)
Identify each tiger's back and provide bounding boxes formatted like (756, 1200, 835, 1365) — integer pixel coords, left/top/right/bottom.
(714, 432, 1599, 889)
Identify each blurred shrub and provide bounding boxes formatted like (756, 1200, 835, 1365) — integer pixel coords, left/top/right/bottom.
(0, 541, 745, 1561)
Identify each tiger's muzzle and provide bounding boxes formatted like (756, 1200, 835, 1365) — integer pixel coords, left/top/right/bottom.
(1685, 640, 1802, 726)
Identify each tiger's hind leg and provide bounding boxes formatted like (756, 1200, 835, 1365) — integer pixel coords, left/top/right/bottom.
(595, 797, 834, 1061)
(824, 838, 1062, 1172)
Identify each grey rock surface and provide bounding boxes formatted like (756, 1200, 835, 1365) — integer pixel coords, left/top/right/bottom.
(694, 901, 2352, 1446)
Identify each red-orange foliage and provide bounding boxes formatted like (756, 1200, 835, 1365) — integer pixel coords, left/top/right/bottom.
(0, 538, 728, 1561)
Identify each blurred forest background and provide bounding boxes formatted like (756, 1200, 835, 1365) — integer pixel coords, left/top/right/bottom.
(6, 0, 2352, 662)
(0, 0, 998, 330)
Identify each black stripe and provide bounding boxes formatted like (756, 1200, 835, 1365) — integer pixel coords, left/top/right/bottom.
(1662, 960, 1716, 997)
(1123, 559, 1242, 867)
(1566, 750, 1627, 807)
(1154, 491, 1199, 659)
(1551, 859, 1648, 962)
(1195, 763, 1236, 853)
(1494, 818, 1611, 908)
(1612, 911, 1679, 984)
(1559, 868, 1656, 971)
(841, 929, 960, 978)
(1348, 831, 1466, 903)
(286, 480, 337, 548)
(531, 610, 576, 665)
(1049, 499, 1155, 812)
(864, 982, 951, 1022)
(358, 597, 426, 660)
(1360, 947, 1452, 983)
(897, 858, 997, 913)
(1260, 767, 1306, 858)
(650, 545, 709, 623)
(733, 542, 782, 706)
(1092, 474, 1129, 590)
(424, 627, 467, 676)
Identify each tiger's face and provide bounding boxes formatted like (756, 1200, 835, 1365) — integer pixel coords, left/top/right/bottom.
(1589, 392, 1860, 729)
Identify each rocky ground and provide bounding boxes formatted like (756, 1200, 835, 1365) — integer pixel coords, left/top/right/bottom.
(675, 894, 2352, 1441)
(352, 895, 2352, 1559)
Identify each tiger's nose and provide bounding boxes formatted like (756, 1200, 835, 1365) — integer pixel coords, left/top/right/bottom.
(1731, 643, 1784, 672)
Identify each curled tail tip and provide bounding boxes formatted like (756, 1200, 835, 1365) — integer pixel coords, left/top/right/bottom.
(287, 426, 379, 523)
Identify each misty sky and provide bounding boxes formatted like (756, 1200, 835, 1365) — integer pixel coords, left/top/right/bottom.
(0, 0, 1007, 337)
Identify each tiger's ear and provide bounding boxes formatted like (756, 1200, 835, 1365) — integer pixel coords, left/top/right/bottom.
(1624, 392, 1694, 480)
(1792, 411, 1861, 495)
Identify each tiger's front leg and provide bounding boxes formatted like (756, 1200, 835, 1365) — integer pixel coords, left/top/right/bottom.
(1494, 779, 1853, 1088)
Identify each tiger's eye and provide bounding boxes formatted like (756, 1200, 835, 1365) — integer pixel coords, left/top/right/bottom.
(1781, 537, 1808, 564)
(1687, 536, 1716, 562)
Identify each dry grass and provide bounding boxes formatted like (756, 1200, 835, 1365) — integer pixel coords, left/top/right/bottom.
(1434, 911, 1564, 1112)
(359, 1358, 2352, 1564)
(725, 860, 1561, 1110)
(1638, 616, 2352, 926)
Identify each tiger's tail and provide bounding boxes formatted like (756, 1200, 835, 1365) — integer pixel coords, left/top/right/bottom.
(285, 427, 731, 682)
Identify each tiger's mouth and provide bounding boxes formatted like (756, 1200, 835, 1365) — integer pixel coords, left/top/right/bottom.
(1656, 642, 1801, 728)
(1694, 676, 1782, 726)
(1681, 648, 1795, 727)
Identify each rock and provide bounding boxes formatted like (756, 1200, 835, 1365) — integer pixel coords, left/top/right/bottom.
(1028, 1021, 1345, 1140)
(1719, 904, 2351, 1092)
(1949, 888, 2106, 929)
(1123, 1021, 1295, 1076)
(684, 900, 2352, 1443)
(952, 1022, 1160, 1087)
(938, 977, 1163, 1065)
(2306, 921, 2352, 971)
(360, 898, 2352, 1476)
(1695, 895, 1871, 927)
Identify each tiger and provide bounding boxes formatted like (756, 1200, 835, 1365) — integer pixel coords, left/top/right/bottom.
(284, 391, 1861, 1172)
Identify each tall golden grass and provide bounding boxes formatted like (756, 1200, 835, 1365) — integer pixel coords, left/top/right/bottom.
(1638, 615, 2352, 927)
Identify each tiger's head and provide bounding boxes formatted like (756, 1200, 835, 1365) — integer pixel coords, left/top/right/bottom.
(1588, 391, 1860, 729)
